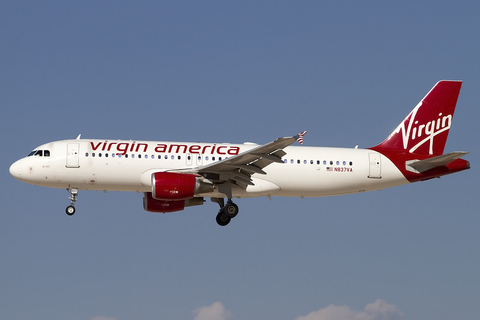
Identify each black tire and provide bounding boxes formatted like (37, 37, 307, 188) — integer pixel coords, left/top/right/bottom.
(66, 205, 76, 216)
(223, 202, 239, 218)
(216, 212, 231, 226)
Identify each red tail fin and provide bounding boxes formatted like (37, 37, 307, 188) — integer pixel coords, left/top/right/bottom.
(372, 81, 462, 155)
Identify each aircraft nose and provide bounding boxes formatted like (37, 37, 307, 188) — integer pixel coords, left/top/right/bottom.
(9, 159, 24, 180)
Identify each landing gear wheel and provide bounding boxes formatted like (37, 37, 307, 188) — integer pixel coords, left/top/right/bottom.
(216, 211, 231, 226)
(211, 197, 239, 226)
(66, 205, 76, 216)
(66, 188, 79, 216)
(223, 202, 239, 219)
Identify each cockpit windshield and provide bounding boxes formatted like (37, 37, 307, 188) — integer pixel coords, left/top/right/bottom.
(27, 150, 50, 157)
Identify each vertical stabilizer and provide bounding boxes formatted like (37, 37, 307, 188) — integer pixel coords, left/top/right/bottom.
(372, 81, 462, 155)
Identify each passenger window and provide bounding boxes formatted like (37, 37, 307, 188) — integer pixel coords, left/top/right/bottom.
(330, 161, 333, 165)
(164, 155, 168, 159)
(205, 156, 209, 161)
(290, 159, 294, 164)
(105, 153, 108, 158)
(284, 159, 287, 163)
(349, 161, 353, 166)
(343, 161, 346, 165)
(99, 153, 102, 158)
(92, 153, 95, 157)
(152, 155, 155, 159)
(85, 153, 89, 157)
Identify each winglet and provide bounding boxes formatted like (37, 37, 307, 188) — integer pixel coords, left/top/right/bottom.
(296, 131, 307, 144)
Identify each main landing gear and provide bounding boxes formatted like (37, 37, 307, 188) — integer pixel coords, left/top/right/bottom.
(213, 198, 239, 226)
(65, 188, 78, 216)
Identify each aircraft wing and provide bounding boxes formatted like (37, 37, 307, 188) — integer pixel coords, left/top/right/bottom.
(177, 132, 306, 187)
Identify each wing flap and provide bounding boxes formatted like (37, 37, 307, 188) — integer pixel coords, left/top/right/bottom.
(225, 163, 267, 175)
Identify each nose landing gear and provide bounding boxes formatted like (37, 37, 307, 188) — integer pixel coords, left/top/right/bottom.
(66, 188, 78, 216)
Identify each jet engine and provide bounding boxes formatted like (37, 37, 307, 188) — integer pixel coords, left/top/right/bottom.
(151, 172, 214, 200)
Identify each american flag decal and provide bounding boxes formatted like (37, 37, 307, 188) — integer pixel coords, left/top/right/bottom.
(326, 167, 333, 171)
(297, 131, 307, 144)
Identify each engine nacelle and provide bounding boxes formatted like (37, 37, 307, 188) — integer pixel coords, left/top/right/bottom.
(143, 192, 204, 213)
(151, 172, 214, 200)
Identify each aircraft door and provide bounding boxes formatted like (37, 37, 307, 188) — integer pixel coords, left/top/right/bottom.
(66, 143, 80, 168)
(368, 153, 381, 179)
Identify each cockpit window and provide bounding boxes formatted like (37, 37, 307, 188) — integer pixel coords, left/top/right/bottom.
(27, 150, 50, 157)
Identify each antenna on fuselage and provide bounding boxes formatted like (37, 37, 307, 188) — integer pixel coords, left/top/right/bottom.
(76, 134, 81, 140)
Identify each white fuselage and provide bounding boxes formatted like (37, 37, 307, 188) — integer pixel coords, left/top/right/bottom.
(10, 139, 409, 199)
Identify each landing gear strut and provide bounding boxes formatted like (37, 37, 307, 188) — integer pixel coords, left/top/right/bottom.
(213, 197, 239, 226)
(66, 188, 78, 216)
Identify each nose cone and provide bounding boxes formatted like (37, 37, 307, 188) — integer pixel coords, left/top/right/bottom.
(9, 159, 26, 181)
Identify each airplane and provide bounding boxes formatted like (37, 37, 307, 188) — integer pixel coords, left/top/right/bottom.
(9, 80, 470, 226)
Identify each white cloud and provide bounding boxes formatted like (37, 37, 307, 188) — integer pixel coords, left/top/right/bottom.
(191, 299, 402, 320)
(363, 299, 403, 320)
(295, 299, 403, 320)
(192, 301, 233, 320)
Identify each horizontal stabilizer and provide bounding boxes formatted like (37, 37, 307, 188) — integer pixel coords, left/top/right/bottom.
(407, 151, 468, 173)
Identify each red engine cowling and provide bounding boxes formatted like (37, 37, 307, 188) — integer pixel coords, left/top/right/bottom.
(151, 172, 213, 200)
(143, 192, 186, 213)
(143, 192, 204, 213)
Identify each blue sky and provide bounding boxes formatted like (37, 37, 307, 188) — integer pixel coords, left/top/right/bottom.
(1, 1, 479, 320)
